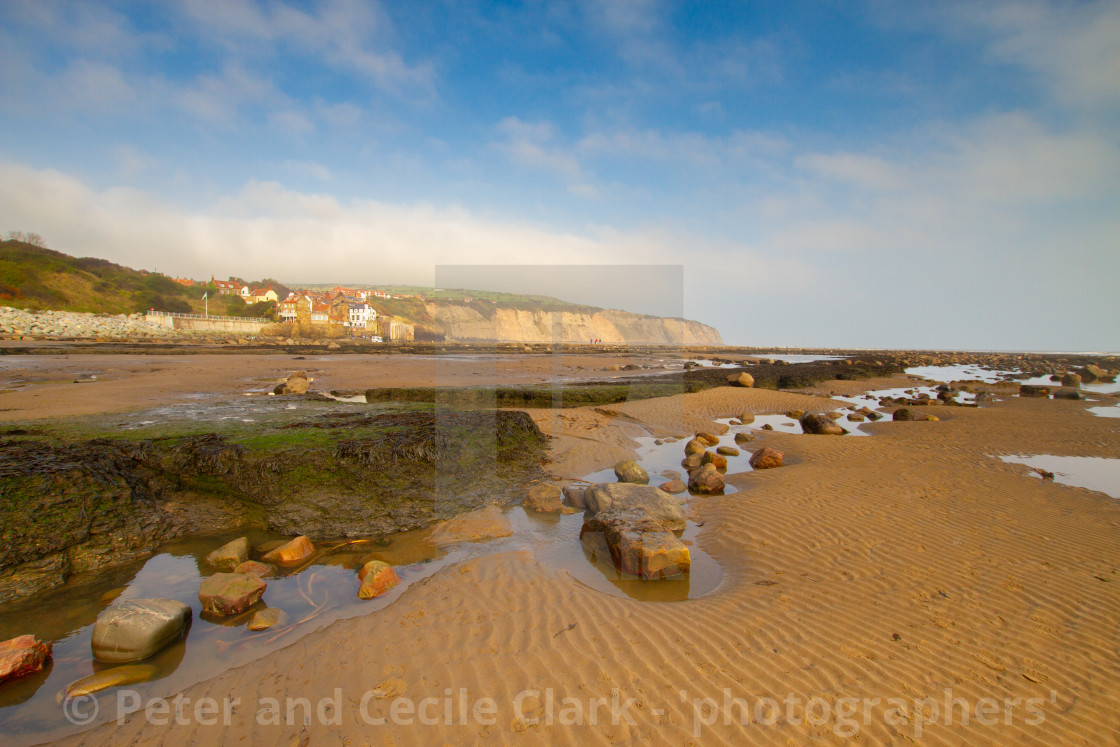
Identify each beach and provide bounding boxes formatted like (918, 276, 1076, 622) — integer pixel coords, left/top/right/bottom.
(0, 349, 1114, 744)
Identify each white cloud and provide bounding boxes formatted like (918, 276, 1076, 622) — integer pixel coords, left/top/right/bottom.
(494, 117, 587, 184)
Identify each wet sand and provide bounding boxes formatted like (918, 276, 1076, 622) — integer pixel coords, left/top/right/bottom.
(42, 371, 1120, 745)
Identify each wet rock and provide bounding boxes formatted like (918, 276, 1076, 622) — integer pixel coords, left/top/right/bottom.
(716, 445, 740, 457)
(1084, 364, 1115, 382)
(681, 453, 704, 471)
(688, 463, 725, 494)
(522, 484, 566, 513)
(695, 433, 721, 446)
(205, 537, 249, 571)
(584, 483, 686, 531)
(749, 446, 784, 470)
(727, 372, 755, 387)
(430, 506, 513, 546)
(248, 608, 286, 631)
(892, 408, 914, 421)
(91, 598, 192, 663)
(198, 573, 267, 616)
(866, 410, 884, 421)
(738, 413, 755, 424)
(785, 409, 804, 420)
(274, 371, 310, 395)
(0, 635, 52, 683)
(1019, 385, 1051, 398)
(358, 560, 401, 599)
(234, 560, 275, 577)
(733, 432, 756, 444)
(260, 536, 315, 566)
(1053, 389, 1085, 400)
(580, 508, 690, 580)
(800, 412, 846, 435)
(562, 485, 587, 510)
(847, 412, 866, 421)
(761, 423, 774, 431)
(613, 459, 650, 484)
(701, 451, 728, 471)
(658, 480, 687, 495)
(683, 438, 707, 456)
(66, 664, 158, 697)
(1060, 372, 1081, 387)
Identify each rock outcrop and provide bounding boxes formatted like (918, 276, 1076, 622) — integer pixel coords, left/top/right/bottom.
(91, 598, 192, 663)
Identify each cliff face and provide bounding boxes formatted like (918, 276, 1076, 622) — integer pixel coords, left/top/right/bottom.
(425, 304, 723, 345)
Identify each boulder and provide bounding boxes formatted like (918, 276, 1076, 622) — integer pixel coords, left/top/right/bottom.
(1053, 389, 1085, 400)
(738, 413, 755, 424)
(749, 446, 784, 470)
(716, 445, 740, 457)
(275, 371, 310, 395)
(613, 459, 650, 485)
(892, 408, 914, 421)
(785, 409, 804, 420)
(847, 412, 865, 421)
(695, 433, 720, 446)
(733, 432, 756, 444)
(562, 485, 587, 509)
(260, 536, 315, 566)
(1019, 385, 1051, 398)
(800, 412, 846, 435)
(198, 573, 267, 616)
(1059, 372, 1081, 388)
(91, 599, 191, 663)
(583, 483, 686, 531)
(701, 451, 728, 471)
(683, 439, 707, 456)
(522, 484, 569, 513)
(681, 453, 704, 471)
(247, 608, 286, 631)
(580, 509, 690, 580)
(865, 410, 884, 421)
(358, 560, 401, 599)
(234, 560, 275, 577)
(727, 372, 755, 387)
(0, 635, 52, 683)
(1085, 364, 1115, 382)
(430, 506, 514, 546)
(688, 463, 725, 494)
(658, 480, 687, 495)
(205, 537, 249, 571)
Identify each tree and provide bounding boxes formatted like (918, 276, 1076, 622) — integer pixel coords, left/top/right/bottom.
(5, 231, 46, 248)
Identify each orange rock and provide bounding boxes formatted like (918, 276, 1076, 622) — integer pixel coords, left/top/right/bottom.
(749, 446, 784, 470)
(260, 536, 314, 566)
(358, 561, 401, 599)
(0, 635, 52, 683)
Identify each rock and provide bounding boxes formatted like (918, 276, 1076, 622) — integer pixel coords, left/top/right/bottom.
(892, 408, 914, 421)
(1060, 372, 1081, 387)
(688, 463, 725, 494)
(66, 664, 158, 697)
(0, 635, 52, 683)
(327, 342, 341, 350)
(260, 535, 315, 566)
(701, 451, 728, 471)
(580, 509, 690, 580)
(430, 506, 514, 546)
(800, 412, 846, 435)
(785, 409, 804, 420)
(248, 608, 286, 631)
(716, 445, 740, 456)
(738, 413, 755, 424)
(522, 484, 567, 513)
(683, 439, 707, 456)
(583, 483, 686, 531)
(727, 372, 755, 387)
(658, 480, 687, 495)
(681, 453, 704, 471)
(1053, 388, 1085, 400)
(1085, 364, 1115, 382)
(1019, 385, 1051, 398)
(826, 411, 844, 420)
(695, 433, 720, 446)
(562, 485, 587, 509)
(275, 371, 310, 395)
(234, 560, 275, 577)
(761, 423, 774, 431)
(358, 560, 401, 599)
(198, 573, 267, 616)
(749, 446, 784, 470)
(91, 598, 192, 663)
(613, 459, 650, 484)
(847, 412, 865, 421)
(205, 537, 249, 571)
(733, 432, 756, 444)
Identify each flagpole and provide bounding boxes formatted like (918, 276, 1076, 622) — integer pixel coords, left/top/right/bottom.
(203, 291, 208, 318)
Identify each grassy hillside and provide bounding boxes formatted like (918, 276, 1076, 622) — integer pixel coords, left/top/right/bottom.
(0, 242, 271, 317)
(302, 283, 602, 314)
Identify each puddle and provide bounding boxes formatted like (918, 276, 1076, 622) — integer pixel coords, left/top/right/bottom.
(998, 455, 1120, 499)
(1088, 403, 1120, 418)
(908, 364, 1120, 394)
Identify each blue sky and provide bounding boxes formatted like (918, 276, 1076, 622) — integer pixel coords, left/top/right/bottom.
(1, 0, 1117, 349)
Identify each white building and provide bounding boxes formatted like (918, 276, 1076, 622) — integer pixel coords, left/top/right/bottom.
(347, 303, 376, 328)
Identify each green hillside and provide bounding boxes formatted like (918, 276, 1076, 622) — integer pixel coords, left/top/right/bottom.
(0, 241, 271, 317)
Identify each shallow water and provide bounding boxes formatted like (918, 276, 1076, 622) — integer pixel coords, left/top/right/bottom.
(998, 455, 1120, 499)
(908, 364, 1120, 394)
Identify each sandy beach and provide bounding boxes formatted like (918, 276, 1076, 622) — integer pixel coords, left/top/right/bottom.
(8, 361, 1109, 745)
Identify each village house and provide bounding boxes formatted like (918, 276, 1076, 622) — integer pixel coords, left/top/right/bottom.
(211, 278, 245, 296)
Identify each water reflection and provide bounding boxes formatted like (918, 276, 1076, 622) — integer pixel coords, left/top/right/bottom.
(998, 455, 1120, 499)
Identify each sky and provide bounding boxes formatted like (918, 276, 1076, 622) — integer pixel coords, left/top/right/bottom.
(0, 0, 1117, 350)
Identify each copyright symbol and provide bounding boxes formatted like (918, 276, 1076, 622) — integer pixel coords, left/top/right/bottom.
(62, 693, 99, 725)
